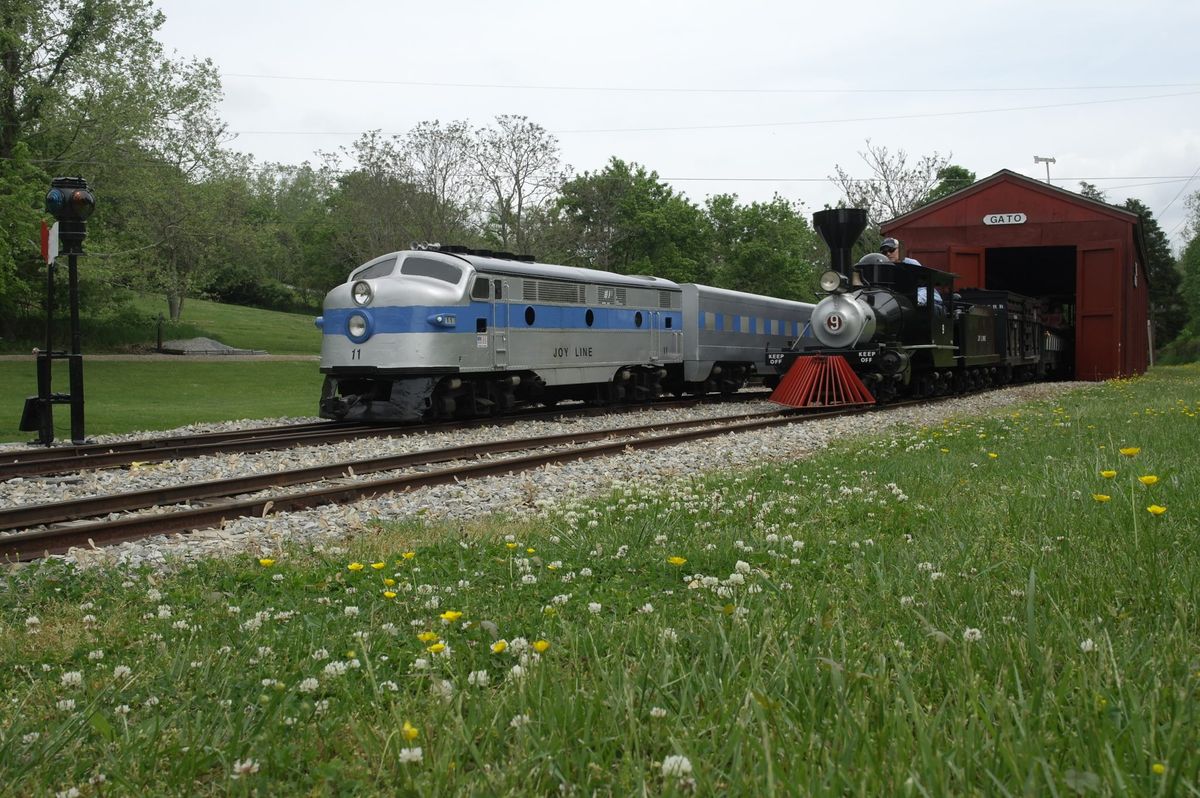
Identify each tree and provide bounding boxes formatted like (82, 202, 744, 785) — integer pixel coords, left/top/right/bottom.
(1120, 198, 1184, 347)
(829, 140, 951, 229)
(1077, 182, 1108, 202)
(552, 158, 712, 283)
(706, 194, 823, 301)
(402, 120, 478, 244)
(1179, 192, 1200, 337)
(0, 0, 226, 325)
(920, 165, 977, 206)
(473, 115, 566, 253)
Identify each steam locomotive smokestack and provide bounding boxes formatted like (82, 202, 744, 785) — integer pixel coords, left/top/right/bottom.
(812, 208, 868, 277)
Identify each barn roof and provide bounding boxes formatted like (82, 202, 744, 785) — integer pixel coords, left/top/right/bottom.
(882, 169, 1141, 230)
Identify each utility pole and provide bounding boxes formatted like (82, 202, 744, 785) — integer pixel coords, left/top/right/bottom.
(1033, 155, 1056, 184)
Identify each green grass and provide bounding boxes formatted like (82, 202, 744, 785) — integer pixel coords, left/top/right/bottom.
(1, 294, 322, 355)
(125, 294, 322, 355)
(1, 367, 1198, 795)
(0, 361, 324, 442)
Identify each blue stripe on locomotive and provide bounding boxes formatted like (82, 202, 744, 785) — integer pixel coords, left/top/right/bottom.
(321, 303, 684, 337)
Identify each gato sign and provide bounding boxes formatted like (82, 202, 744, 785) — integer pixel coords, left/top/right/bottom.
(982, 212, 1027, 225)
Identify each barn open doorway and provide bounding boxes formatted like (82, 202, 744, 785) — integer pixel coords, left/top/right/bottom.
(984, 245, 1077, 376)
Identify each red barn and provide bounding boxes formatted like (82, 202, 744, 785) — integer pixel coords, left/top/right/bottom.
(882, 169, 1150, 380)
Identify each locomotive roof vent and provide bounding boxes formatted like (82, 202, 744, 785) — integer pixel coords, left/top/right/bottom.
(417, 243, 536, 263)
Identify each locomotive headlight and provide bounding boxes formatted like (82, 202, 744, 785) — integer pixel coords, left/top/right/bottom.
(346, 312, 373, 343)
(819, 270, 846, 293)
(351, 280, 373, 306)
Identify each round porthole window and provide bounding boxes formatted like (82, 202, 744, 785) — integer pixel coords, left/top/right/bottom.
(634, 311, 643, 328)
(586, 309, 595, 327)
(525, 306, 536, 326)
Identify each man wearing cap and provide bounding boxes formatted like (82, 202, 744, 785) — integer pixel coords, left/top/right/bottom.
(881, 238, 943, 312)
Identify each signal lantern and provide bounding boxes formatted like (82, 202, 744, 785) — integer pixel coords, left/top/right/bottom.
(44, 177, 95, 222)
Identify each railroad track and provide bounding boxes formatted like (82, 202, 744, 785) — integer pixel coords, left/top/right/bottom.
(0, 392, 771, 480)
(1, 400, 886, 562)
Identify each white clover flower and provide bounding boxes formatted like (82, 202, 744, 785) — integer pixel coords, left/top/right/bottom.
(1080, 638, 1096, 653)
(509, 664, 526, 681)
(60, 671, 83, 688)
(311, 648, 329, 661)
(114, 704, 130, 716)
(298, 678, 319, 693)
(962, 628, 983, 642)
(22, 732, 40, 744)
(660, 628, 679, 643)
(323, 661, 349, 678)
(398, 746, 423, 763)
(55, 788, 80, 798)
(146, 589, 162, 602)
(735, 560, 751, 574)
(510, 713, 531, 728)
(579, 567, 593, 577)
(230, 758, 260, 778)
(113, 663, 132, 679)
(727, 573, 745, 586)
(381, 680, 399, 692)
(433, 680, 455, 702)
(588, 602, 602, 614)
(56, 699, 76, 711)
(662, 755, 693, 777)
(343, 606, 360, 617)
(25, 616, 40, 629)
(899, 596, 915, 607)
(87, 649, 104, 661)
(650, 707, 668, 718)
(412, 658, 430, 670)
(81, 614, 97, 626)
(468, 670, 491, 687)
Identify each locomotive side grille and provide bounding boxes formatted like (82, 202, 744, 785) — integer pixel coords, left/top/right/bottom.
(658, 290, 674, 309)
(522, 280, 585, 304)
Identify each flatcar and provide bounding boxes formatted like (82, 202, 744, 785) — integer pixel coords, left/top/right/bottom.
(317, 247, 814, 422)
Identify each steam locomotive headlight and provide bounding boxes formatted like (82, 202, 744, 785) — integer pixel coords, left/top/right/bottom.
(819, 270, 846, 293)
(351, 280, 374, 306)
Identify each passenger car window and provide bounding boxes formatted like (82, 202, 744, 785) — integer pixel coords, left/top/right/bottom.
(400, 257, 463, 283)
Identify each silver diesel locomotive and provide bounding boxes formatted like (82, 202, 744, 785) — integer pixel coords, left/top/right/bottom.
(317, 246, 814, 422)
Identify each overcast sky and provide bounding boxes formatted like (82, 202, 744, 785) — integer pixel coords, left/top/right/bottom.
(153, 0, 1200, 251)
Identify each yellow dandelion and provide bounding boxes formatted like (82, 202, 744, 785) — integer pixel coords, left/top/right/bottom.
(491, 640, 508, 654)
(1152, 763, 1166, 775)
(987, 452, 998, 459)
(257, 558, 275, 567)
(939, 448, 950, 454)
(402, 721, 419, 742)
(667, 556, 687, 566)
(439, 610, 463, 623)
(383, 591, 397, 599)
(505, 543, 518, 550)
(1147, 505, 1167, 515)
(1137, 475, 1159, 486)
(546, 563, 559, 571)
(1092, 494, 1111, 503)
(402, 551, 416, 560)
(1100, 470, 1117, 478)
(417, 631, 439, 643)
(1119, 447, 1141, 457)
(526, 548, 536, 554)
(383, 577, 396, 587)
(371, 562, 386, 570)
(427, 642, 446, 654)
(533, 640, 551, 653)
(347, 562, 365, 572)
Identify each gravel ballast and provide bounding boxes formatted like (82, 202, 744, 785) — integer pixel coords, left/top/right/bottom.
(1, 384, 1083, 570)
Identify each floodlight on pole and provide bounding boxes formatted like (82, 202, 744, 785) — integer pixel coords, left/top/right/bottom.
(1033, 155, 1056, 184)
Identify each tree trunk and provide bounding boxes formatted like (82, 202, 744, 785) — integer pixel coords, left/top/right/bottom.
(167, 293, 183, 321)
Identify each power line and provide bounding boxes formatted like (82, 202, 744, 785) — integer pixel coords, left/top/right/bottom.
(551, 90, 1200, 134)
(1154, 163, 1200, 218)
(221, 72, 1200, 96)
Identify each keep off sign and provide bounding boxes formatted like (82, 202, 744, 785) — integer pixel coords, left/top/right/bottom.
(982, 212, 1027, 225)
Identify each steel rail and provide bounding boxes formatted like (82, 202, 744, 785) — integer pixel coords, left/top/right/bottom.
(2, 404, 871, 562)
(0, 392, 771, 480)
(0, 408, 787, 532)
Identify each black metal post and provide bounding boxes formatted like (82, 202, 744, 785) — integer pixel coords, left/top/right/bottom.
(36, 261, 56, 446)
(66, 245, 85, 443)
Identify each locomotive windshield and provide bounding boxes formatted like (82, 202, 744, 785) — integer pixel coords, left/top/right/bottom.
(400, 257, 464, 284)
(352, 256, 396, 281)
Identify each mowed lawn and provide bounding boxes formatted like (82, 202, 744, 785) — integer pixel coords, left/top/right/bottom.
(0, 360, 325, 442)
(1, 366, 1197, 795)
(126, 295, 322, 356)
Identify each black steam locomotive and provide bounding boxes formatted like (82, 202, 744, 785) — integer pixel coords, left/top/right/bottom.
(767, 209, 1067, 405)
